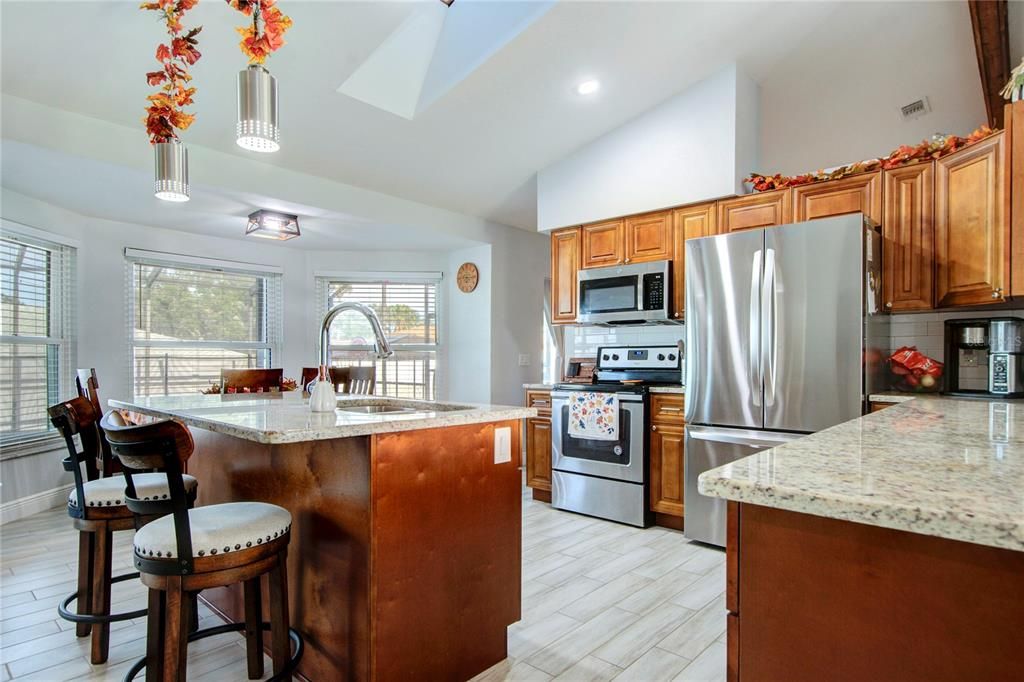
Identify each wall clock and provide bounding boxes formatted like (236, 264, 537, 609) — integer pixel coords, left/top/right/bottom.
(457, 262, 479, 293)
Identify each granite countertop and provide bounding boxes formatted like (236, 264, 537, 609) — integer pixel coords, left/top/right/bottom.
(522, 383, 555, 390)
(649, 386, 685, 394)
(699, 398, 1024, 552)
(109, 392, 536, 445)
(869, 391, 927, 404)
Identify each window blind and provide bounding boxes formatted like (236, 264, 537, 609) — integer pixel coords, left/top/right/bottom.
(126, 253, 283, 397)
(316, 275, 440, 400)
(0, 227, 76, 445)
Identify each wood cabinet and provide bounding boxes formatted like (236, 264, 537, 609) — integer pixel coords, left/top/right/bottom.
(869, 401, 894, 413)
(672, 203, 716, 320)
(882, 162, 934, 311)
(935, 132, 1007, 307)
(648, 394, 684, 519)
(581, 219, 625, 268)
(792, 171, 882, 224)
(551, 227, 581, 324)
(716, 189, 792, 234)
(624, 210, 672, 264)
(524, 390, 552, 495)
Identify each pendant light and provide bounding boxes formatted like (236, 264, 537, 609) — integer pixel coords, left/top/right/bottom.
(153, 140, 190, 202)
(245, 209, 300, 240)
(236, 64, 280, 152)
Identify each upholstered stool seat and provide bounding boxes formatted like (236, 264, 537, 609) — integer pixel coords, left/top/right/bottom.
(68, 473, 199, 509)
(134, 502, 292, 559)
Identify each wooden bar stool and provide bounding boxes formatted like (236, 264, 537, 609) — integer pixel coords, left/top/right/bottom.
(100, 411, 303, 681)
(300, 365, 376, 394)
(220, 368, 284, 393)
(48, 397, 199, 664)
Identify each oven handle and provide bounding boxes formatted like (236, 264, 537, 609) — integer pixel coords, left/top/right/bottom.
(550, 391, 644, 402)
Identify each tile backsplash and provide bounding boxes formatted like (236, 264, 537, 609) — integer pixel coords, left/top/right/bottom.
(566, 325, 685, 358)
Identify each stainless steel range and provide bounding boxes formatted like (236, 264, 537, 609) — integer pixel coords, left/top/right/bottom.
(550, 345, 682, 527)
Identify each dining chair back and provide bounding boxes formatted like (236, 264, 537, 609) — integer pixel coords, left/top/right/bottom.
(220, 368, 284, 393)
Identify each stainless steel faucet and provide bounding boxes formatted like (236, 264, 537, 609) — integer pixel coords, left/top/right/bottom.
(319, 301, 394, 367)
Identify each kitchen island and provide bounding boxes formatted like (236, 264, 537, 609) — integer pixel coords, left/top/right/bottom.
(699, 397, 1024, 682)
(110, 391, 536, 681)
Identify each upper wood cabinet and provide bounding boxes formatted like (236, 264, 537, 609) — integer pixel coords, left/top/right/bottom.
(717, 189, 792, 234)
(624, 211, 672, 264)
(882, 162, 934, 311)
(551, 227, 581, 323)
(935, 132, 1007, 307)
(793, 171, 882, 224)
(581, 219, 625, 268)
(672, 203, 716, 320)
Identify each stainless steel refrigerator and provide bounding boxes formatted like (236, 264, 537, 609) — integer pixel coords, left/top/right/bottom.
(683, 214, 888, 546)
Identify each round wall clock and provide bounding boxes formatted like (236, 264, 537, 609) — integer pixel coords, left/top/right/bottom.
(456, 262, 479, 293)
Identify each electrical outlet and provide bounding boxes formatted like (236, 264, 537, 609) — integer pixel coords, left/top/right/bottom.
(494, 427, 511, 464)
(518, 354, 530, 367)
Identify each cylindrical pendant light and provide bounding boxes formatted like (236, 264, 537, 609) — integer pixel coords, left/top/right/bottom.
(153, 140, 189, 202)
(236, 64, 279, 153)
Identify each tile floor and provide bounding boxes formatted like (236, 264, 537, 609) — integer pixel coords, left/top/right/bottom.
(0, 492, 725, 681)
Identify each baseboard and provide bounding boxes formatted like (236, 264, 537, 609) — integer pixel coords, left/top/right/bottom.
(1, 485, 71, 525)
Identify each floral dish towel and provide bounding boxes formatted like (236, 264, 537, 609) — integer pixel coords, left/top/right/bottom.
(568, 392, 619, 441)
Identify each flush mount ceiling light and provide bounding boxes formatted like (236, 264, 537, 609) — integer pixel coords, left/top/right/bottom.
(576, 79, 601, 96)
(245, 209, 300, 240)
(237, 65, 280, 153)
(153, 141, 190, 202)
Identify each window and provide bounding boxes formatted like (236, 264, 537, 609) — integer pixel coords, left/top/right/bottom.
(0, 224, 76, 446)
(126, 251, 283, 397)
(316, 275, 440, 399)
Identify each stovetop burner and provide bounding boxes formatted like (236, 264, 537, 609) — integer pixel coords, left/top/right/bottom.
(557, 344, 683, 392)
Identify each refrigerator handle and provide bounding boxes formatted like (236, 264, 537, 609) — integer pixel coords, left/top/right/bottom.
(749, 249, 763, 407)
(762, 248, 778, 406)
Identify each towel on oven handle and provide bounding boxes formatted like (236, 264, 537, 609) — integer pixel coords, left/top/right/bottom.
(568, 392, 619, 441)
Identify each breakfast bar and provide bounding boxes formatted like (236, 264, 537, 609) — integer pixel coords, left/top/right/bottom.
(699, 398, 1024, 682)
(109, 392, 536, 681)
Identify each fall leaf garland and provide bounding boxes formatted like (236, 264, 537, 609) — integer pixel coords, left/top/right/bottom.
(746, 125, 997, 192)
(141, 0, 202, 143)
(225, 0, 293, 65)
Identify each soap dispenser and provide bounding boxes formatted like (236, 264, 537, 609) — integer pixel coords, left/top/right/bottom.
(309, 365, 336, 413)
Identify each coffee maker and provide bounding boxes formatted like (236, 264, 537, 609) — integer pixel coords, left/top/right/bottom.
(944, 317, 1024, 398)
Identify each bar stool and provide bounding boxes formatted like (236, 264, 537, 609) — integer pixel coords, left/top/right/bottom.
(100, 411, 303, 681)
(48, 397, 199, 664)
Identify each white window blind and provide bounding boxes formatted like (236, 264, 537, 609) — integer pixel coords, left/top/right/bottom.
(316, 274, 440, 399)
(0, 226, 76, 446)
(126, 252, 283, 397)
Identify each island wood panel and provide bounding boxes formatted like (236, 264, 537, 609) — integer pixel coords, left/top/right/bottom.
(189, 420, 523, 681)
(672, 202, 716, 320)
(729, 502, 1024, 682)
(370, 421, 521, 682)
(624, 210, 672, 263)
(716, 189, 792, 234)
(551, 227, 581, 323)
(935, 131, 1007, 306)
(882, 162, 934, 311)
(792, 171, 882, 224)
(581, 219, 625, 268)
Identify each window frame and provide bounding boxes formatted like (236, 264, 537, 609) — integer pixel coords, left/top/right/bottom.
(125, 249, 283, 399)
(315, 271, 443, 400)
(0, 220, 78, 451)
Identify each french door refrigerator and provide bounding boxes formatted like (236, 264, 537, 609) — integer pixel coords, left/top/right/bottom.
(683, 214, 888, 546)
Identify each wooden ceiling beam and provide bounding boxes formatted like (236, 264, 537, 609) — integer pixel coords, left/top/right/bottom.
(968, 0, 1011, 129)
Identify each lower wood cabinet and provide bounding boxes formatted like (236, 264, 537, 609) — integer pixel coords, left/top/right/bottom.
(524, 390, 552, 494)
(648, 394, 685, 520)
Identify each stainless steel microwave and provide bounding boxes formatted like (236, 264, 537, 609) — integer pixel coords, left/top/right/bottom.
(577, 260, 671, 325)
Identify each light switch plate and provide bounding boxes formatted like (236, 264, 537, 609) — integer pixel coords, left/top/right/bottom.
(518, 354, 531, 366)
(494, 426, 511, 464)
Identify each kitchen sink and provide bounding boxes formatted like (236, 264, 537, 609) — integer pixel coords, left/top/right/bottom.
(338, 405, 417, 414)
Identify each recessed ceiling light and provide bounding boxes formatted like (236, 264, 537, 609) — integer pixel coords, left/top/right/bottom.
(576, 79, 600, 96)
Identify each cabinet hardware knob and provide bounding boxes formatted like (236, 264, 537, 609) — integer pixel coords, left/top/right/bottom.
(651, 425, 658, 432)
(624, 258, 631, 263)
(885, 301, 892, 309)
(992, 288, 1003, 299)
(675, 312, 682, 318)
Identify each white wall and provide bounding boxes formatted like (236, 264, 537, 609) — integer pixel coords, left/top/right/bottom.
(536, 64, 759, 231)
(446, 245, 492, 404)
(758, 2, 986, 177)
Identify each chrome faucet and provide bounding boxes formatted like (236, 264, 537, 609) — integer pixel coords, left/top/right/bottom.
(319, 301, 394, 368)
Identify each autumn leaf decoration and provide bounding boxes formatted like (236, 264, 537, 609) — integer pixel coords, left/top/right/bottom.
(746, 124, 997, 192)
(226, 0, 293, 65)
(141, 0, 202, 143)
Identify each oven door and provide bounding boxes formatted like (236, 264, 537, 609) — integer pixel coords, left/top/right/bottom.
(551, 391, 645, 483)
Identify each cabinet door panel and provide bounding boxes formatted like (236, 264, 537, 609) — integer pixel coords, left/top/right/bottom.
(793, 171, 882, 224)
(582, 220, 624, 268)
(625, 211, 671, 264)
(935, 133, 1007, 307)
(551, 228, 581, 323)
(525, 417, 552, 491)
(717, 190, 792, 234)
(882, 163, 934, 311)
(672, 203, 716, 320)
(649, 422, 684, 517)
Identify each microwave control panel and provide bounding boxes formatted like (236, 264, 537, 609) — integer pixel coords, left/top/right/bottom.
(642, 272, 665, 311)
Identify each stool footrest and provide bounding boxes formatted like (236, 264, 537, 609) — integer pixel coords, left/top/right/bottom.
(123, 621, 304, 682)
(58, 571, 148, 624)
